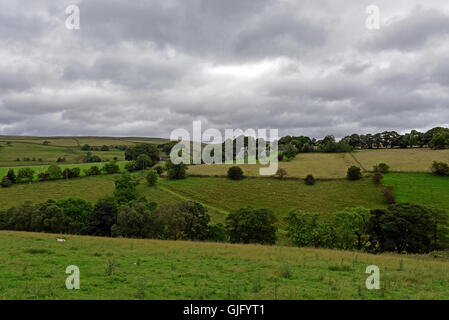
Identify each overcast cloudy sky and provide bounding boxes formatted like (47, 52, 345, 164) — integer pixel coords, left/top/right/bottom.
(1, 0, 449, 139)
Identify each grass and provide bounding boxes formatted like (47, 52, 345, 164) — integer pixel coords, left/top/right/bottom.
(153, 177, 386, 227)
(187, 153, 358, 178)
(353, 148, 449, 172)
(0, 141, 125, 167)
(0, 230, 448, 299)
(382, 173, 449, 211)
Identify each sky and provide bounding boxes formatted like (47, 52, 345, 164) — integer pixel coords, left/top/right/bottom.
(1, 0, 449, 139)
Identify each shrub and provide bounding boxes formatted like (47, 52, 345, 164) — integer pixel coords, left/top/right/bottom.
(283, 143, 299, 159)
(225, 207, 277, 245)
(277, 153, 284, 162)
(124, 161, 137, 172)
(347, 166, 362, 180)
(207, 223, 228, 242)
(275, 168, 287, 179)
(146, 170, 158, 186)
(62, 167, 81, 179)
(6, 169, 16, 184)
(153, 165, 164, 175)
(285, 209, 335, 248)
(83, 152, 102, 163)
(46, 164, 62, 180)
(380, 186, 396, 204)
(304, 174, 315, 186)
(431, 161, 449, 176)
(114, 174, 138, 204)
(84, 166, 101, 176)
(373, 163, 390, 174)
(227, 166, 244, 180)
(1, 177, 12, 188)
(372, 172, 383, 185)
(37, 172, 50, 181)
(17, 168, 35, 183)
(103, 161, 120, 174)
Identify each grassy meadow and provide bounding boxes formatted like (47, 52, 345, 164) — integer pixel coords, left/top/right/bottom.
(353, 148, 449, 172)
(0, 231, 448, 300)
(383, 173, 449, 211)
(188, 153, 358, 178)
(0, 141, 125, 167)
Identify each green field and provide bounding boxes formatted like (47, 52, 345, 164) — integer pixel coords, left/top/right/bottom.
(0, 141, 125, 167)
(0, 231, 448, 300)
(383, 173, 449, 211)
(156, 177, 385, 226)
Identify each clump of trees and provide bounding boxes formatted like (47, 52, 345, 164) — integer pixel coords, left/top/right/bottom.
(125, 143, 159, 163)
(285, 203, 449, 253)
(225, 207, 277, 245)
(83, 152, 102, 163)
(278, 127, 449, 155)
(166, 161, 187, 179)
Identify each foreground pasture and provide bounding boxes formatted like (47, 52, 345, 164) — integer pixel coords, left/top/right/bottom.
(0, 231, 448, 300)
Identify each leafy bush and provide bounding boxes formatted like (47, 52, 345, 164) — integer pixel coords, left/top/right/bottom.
(62, 168, 81, 179)
(304, 174, 315, 185)
(285, 210, 335, 248)
(283, 143, 299, 159)
(431, 161, 449, 176)
(124, 161, 137, 172)
(347, 166, 362, 180)
(46, 164, 62, 180)
(17, 168, 35, 183)
(332, 207, 371, 250)
(372, 172, 383, 185)
(380, 186, 396, 204)
(227, 166, 244, 180)
(1, 177, 12, 188)
(6, 169, 16, 184)
(114, 174, 138, 204)
(83, 152, 102, 163)
(153, 165, 164, 175)
(146, 170, 158, 186)
(103, 161, 120, 174)
(37, 172, 50, 181)
(373, 163, 390, 174)
(225, 207, 277, 245)
(84, 166, 101, 176)
(275, 168, 287, 179)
